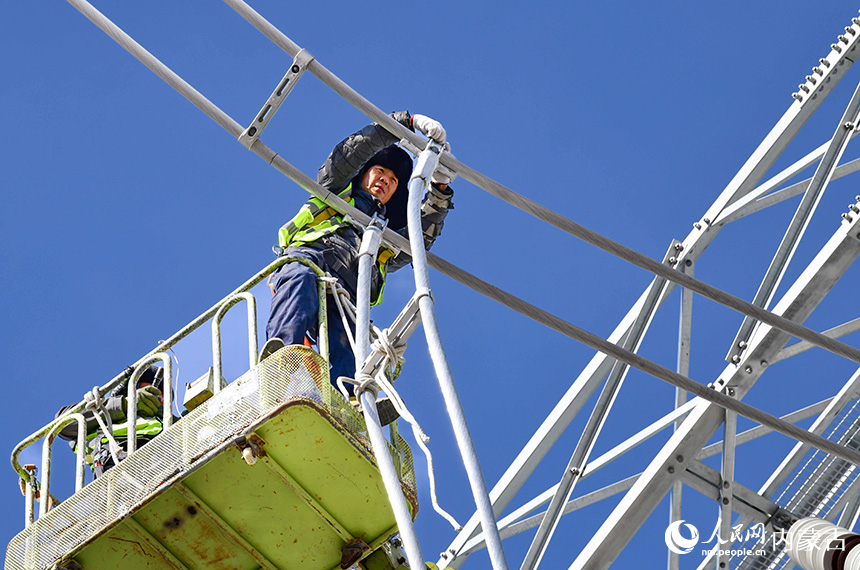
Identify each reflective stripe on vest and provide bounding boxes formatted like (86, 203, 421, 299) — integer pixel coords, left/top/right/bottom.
(86, 416, 164, 445)
(278, 185, 353, 248)
(278, 183, 396, 305)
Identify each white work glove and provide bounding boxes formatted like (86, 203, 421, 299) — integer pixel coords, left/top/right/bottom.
(412, 114, 446, 144)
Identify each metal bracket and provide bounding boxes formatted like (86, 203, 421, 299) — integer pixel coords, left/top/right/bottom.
(357, 295, 423, 380)
(682, 460, 776, 525)
(238, 48, 315, 149)
(399, 137, 457, 184)
(382, 535, 409, 568)
(235, 433, 267, 465)
(340, 538, 370, 569)
(728, 40, 860, 365)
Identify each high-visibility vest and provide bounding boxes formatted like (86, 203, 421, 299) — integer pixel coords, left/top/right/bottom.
(278, 184, 395, 304)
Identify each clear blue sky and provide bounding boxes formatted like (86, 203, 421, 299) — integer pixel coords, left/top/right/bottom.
(4, 2, 860, 569)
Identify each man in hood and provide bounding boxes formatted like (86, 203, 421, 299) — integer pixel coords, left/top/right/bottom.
(265, 111, 454, 398)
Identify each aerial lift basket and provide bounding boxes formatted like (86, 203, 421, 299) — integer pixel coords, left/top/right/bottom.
(6, 345, 417, 570)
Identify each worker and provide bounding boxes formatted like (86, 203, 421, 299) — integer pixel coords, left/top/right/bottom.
(56, 365, 165, 477)
(264, 111, 454, 401)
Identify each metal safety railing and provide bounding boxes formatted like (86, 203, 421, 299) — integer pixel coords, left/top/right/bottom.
(212, 292, 259, 394)
(10, 256, 320, 527)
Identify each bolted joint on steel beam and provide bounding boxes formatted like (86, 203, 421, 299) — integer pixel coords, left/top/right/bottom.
(238, 49, 315, 149)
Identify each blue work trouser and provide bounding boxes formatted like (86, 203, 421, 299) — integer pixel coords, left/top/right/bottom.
(265, 248, 355, 392)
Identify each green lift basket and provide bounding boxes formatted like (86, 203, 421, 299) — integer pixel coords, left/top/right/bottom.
(6, 345, 418, 570)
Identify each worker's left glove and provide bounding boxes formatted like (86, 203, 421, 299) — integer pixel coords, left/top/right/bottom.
(412, 114, 446, 144)
(123, 386, 163, 418)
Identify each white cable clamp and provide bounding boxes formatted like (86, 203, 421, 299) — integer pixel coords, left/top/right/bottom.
(358, 215, 386, 262)
(414, 287, 434, 305)
(400, 137, 456, 184)
(399, 137, 421, 157)
(409, 142, 442, 186)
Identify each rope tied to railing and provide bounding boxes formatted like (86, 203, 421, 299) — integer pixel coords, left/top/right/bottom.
(83, 387, 123, 465)
(352, 371, 380, 400)
(323, 276, 358, 353)
(371, 326, 407, 381)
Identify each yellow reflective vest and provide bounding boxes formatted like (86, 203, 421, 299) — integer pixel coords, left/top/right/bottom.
(277, 184, 395, 305)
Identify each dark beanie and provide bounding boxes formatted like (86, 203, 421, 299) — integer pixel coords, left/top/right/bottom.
(359, 145, 413, 231)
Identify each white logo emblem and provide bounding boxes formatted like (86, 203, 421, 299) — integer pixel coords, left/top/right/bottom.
(665, 520, 699, 554)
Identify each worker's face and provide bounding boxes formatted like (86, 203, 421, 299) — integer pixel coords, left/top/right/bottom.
(361, 165, 399, 204)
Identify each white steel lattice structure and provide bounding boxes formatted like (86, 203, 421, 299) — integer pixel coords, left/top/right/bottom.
(10, 3, 860, 570)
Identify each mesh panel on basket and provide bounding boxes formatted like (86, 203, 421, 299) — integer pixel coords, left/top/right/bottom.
(7, 345, 416, 570)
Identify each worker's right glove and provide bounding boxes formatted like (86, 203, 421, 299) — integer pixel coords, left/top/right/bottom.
(412, 114, 446, 144)
(122, 386, 162, 418)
